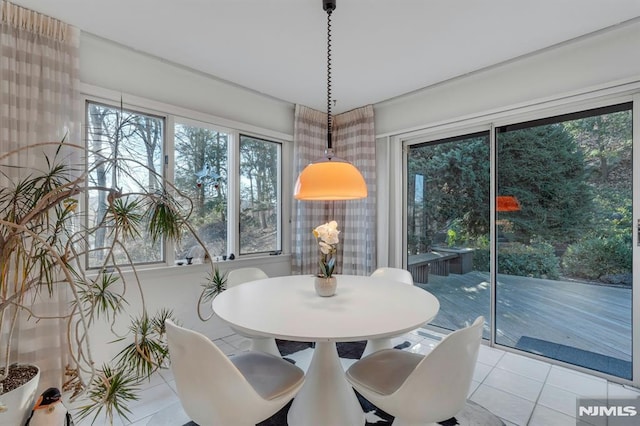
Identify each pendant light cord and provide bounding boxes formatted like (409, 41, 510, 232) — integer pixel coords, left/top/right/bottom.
(326, 5, 333, 151)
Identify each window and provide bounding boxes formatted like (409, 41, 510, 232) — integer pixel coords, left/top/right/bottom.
(495, 103, 633, 378)
(406, 132, 490, 337)
(239, 135, 281, 254)
(174, 122, 229, 260)
(85, 99, 284, 267)
(86, 101, 165, 267)
(404, 101, 634, 380)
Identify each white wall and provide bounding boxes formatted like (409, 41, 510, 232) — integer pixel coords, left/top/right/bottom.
(89, 255, 292, 365)
(80, 33, 295, 136)
(374, 20, 640, 136)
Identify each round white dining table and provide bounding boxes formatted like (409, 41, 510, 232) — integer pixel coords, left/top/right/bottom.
(211, 274, 440, 426)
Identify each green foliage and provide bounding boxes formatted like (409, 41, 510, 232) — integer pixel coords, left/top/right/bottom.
(563, 110, 632, 186)
(75, 364, 140, 425)
(446, 229, 457, 247)
(444, 219, 472, 247)
(469, 235, 491, 271)
(201, 267, 228, 302)
(197, 268, 227, 322)
(562, 236, 631, 281)
(497, 242, 560, 279)
(76, 271, 127, 321)
(146, 193, 184, 244)
(107, 196, 143, 240)
(589, 191, 632, 241)
(113, 309, 174, 380)
(497, 124, 592, 245)
(319, 256, 336, 278)
(473, 248, 490, 272)
(407, 135, 490, 254)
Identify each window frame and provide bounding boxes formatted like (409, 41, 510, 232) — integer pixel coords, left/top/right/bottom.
(84, 99, 169, 269)
(81, 89, 290, 270)
(173, 117, 234, 262)
(238, 133, 283, 256)
(395, 90, 638, 386)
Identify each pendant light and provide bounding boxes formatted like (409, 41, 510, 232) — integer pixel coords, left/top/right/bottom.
(293, 0, 368, 201)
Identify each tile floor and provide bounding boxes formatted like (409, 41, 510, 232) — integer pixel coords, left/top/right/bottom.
(73, 326, 640, 426)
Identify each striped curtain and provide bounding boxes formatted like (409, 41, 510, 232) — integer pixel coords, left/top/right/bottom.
(0, 0, 80, 391)
(292, 104, 377, 276)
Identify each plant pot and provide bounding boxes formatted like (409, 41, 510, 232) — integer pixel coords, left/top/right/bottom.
(314, 276, 337, 297)
(0, 364, 40, 425)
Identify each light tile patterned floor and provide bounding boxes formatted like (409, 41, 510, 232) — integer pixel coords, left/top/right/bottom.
(73, 327, 640, 426)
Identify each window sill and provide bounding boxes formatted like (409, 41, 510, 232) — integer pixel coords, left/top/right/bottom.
(98, 253, 292, 281)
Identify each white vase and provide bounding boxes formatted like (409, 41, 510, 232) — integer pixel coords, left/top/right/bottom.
(0, 364, 40, 426)
(314, 276, 337, 297)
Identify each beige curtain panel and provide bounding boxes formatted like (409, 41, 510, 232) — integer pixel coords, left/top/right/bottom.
(1, 0, 80, 173)
(292, 104, 377, 276)
(0, 0, 80, 391)
(333, 105, 377, 276)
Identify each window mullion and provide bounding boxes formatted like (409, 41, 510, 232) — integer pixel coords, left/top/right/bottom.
(165, 114, 176, 266)
(228, 130, 240, 258)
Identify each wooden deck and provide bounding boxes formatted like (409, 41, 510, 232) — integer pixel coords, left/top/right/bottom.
(408, 247, 475, 281)
(415, 271, 632, 367)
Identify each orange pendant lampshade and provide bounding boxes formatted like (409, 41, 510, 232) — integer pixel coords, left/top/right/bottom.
(293, 0, 367, 201)
(294, 155, 367, 200)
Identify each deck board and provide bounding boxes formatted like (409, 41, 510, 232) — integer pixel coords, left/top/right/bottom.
(416, 271, 632, 366)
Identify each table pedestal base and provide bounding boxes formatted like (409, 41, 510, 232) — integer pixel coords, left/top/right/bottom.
(287, 341, 365, 426)
(362, 337, 393, 357)
(249, 336, 281, 357)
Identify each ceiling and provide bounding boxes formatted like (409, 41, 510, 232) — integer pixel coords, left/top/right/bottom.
(11, 0, 640, 113)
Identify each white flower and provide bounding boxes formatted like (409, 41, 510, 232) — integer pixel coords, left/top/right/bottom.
(313, 221, 340, 277)
(319, 241, 332, 254)
(313, 221, 340, 245)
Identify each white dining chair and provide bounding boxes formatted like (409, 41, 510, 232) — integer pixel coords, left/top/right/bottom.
(225, 267, 281, 356)
(363, 267, 415, 356)
(370, 266, 414, 285)
(227, 267, 269, 287)
(346, 316, 484, 426)
(165, 320, 304, 426)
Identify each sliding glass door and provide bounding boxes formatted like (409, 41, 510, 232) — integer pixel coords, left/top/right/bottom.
(406, 132, 491, 338)
(405, 102, 634, 380)
(495, 103, 633, 378)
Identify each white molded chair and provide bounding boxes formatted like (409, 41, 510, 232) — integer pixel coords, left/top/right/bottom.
(225, 267, 281, 356)
(227, 267, 269, 287)
(165, 320, 304, 426)
(370, 267, 414, 285)
(363, 267, 415, 356)
(346, 316, 484, 426)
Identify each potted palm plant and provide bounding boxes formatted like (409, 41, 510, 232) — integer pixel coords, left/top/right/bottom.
(0, 136, 213, 424)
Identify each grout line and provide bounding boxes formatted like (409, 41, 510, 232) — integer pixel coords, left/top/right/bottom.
(523, 355, 553, 426)
(127, 413, 153, 426)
